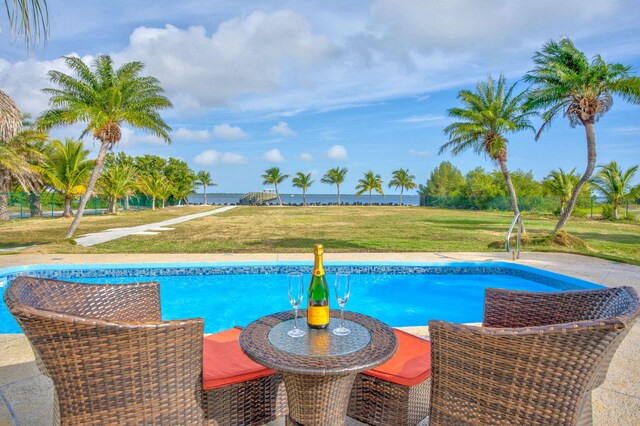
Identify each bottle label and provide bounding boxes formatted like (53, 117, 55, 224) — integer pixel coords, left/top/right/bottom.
(308, 305, 330, 326)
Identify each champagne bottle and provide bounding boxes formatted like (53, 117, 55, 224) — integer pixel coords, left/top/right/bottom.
(307, 244, 330, 329)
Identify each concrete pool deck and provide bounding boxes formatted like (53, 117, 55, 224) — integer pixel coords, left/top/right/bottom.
(0, 252, 638, 425)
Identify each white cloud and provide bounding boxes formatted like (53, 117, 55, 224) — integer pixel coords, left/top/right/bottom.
(327, 144, 348, 161)
(298, 152, 314, 162)
(263, 148, 285, 163)
(114, 11, 335, 112)
(214, 123, 248, 140)
(409, 149, 433, 157)
(193, 149, 247, 165)
(612, 126, 640, 135)
(395, 114, 446, 124)
(173, 127, 211, 141)
(271, 121, 297, 137)
(119, 127, 167, 147)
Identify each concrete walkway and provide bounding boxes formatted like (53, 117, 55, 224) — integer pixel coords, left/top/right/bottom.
(0, 252, 638, 425)
(73, 205, 237, 246)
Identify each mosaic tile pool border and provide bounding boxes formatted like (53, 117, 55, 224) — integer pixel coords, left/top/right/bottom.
(1, 263, 601, 292)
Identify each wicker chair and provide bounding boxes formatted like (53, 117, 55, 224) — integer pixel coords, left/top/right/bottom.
(348, 286, 639, 426)
(4, 276, 287, 425)
(429, 286, 640, 426)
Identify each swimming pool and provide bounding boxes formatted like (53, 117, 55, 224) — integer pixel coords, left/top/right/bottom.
(0, 262, 602, 333)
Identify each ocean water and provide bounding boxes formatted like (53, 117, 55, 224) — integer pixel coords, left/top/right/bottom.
(188, 193, 420, 206)
(1, 272, 558, 333)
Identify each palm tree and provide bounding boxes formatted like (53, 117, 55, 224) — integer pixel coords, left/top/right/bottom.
(37, 55, 172, 237)
(0, 129, 46, 220)
(44, 139, 94, 217)
(544, 168, 580, 214)
(97, 163, 137, 213)
(321, 167, 348, 206)
(590, 162, 639, 220)
(261, 167, 289, 206)
(158, 182, 175, 209)
(2, 0, 49, 47)
(292, 172, 314, 206)
(355, 171, 384, 205)
(388, 168, 417, 206)
(525, 38, 640, 231)
(195, 171, 216, 205)
(173, 177, 196, 206)
(137, 173, 168, 211)
(440, 74, 534, 219)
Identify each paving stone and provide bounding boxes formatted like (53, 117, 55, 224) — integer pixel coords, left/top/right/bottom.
(592, 388, 640, 426)
(0, 396, 15, 426)
(1, 374, 53, 426)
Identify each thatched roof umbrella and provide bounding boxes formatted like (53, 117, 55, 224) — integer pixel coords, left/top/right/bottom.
(0, 90, 22, 141)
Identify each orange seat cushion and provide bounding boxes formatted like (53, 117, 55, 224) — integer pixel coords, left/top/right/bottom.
(202, 328, 275, 390)
(363, 328, 431, 387)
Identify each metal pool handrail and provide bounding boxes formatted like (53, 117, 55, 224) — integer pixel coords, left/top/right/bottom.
(506, 213, 524, 260)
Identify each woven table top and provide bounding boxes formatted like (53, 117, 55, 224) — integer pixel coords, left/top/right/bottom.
(240, 310, 398, 376)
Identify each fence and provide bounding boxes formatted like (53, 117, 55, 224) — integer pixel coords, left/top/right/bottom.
(0, 192, 184, 220)
(419, 195, 638, 218)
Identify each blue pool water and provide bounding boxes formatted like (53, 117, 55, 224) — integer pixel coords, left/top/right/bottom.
(0, 263, 602, 333)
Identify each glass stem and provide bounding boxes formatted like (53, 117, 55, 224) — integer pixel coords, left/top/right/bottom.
(340, 306, 345, 328)
(294, 308, 299, 329)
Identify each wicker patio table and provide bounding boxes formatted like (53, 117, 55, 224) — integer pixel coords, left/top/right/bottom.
(240, 310, 398, 426)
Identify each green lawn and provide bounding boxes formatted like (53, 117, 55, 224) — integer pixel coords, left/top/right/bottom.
(0, 205, 215, 251)
(7, 206, 637, 265)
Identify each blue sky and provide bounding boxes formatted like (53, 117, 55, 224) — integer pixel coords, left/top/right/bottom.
(1, 0, 639, 194)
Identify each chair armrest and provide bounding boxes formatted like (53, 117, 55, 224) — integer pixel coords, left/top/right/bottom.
(482, 287, 626, 328)
(24, 314, 205, 422)
(428, 319, 623, 425)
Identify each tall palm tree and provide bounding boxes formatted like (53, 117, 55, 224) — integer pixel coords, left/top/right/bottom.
(292, 172, 314, 206)
(37, 55, 172, 237)
(0, 129, 46, 220)
(97, 163, 137, 213)
(525, 38, 640, 231)
(44, 139, 94, 217)
(158, 182, 175, 209)
(137, 173, 168, 211)
(261, 167, 289, 206)
(590, 161, 639, 220)
(440, 74, 534, 219)
(321, 167, 348, 206)
(544, 168, 580, 214)
(355, 171, 384, 205)
(388, 168, 417, 206)
(2, 0, 49, 47)
(195, 171, 216, 205)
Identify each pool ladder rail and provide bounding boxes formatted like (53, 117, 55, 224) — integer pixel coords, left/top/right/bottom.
(506, 213, 524, 260)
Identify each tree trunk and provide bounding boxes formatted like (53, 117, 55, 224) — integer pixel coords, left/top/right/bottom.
(613, 199, 619, 220)
(499, 160, 520, 217)
(0, 170, 9, 221)
(0, 193, 8, 221)
(64, 142, 110, 239)
(275, 183, 282, 206)
(107, 196, 114, 214)
(203, 183, 207, 205)
(337, 184, 341, 206)
(28, 192, 42, 218)
(151, 195, 156, 210)
(400, 188, 404, 206)
(63, 196, 73, 217)
(303, 190, 307, 206)
(162, 198, 166, 208)
(369, 190, 372, 206)
(124, 194, 130, 211)
(555, 122, 597, 232)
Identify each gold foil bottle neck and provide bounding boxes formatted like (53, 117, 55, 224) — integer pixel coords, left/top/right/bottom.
(314, 244, 324, 256)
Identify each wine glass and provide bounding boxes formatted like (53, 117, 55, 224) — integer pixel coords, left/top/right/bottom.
(287, 272, 305, 337)
(333, 271, 351, 336)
